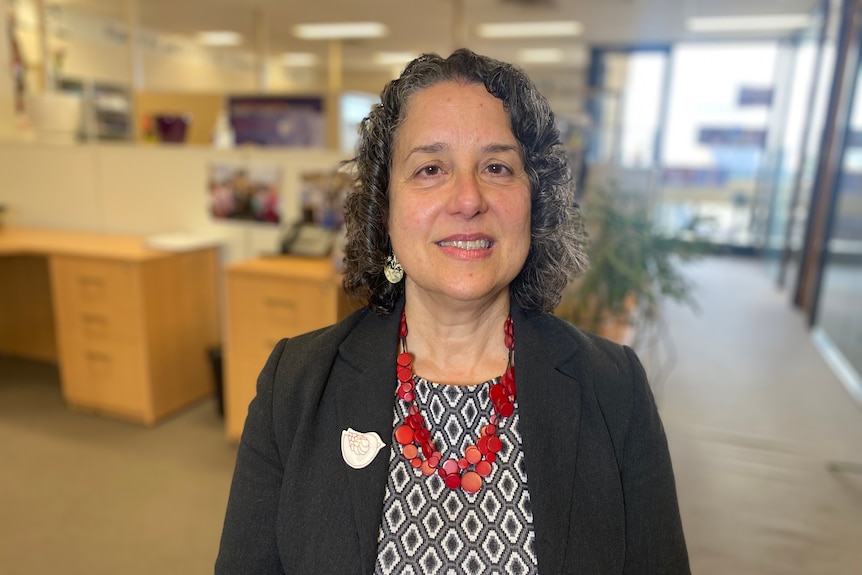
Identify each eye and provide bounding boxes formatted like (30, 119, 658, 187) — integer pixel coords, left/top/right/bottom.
(416, 165, 442, 177)
(486, 163, 513, 175)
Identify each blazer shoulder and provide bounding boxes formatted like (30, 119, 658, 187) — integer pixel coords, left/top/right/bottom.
(521, 308, 633, 370)
(523, 309, 643, 434)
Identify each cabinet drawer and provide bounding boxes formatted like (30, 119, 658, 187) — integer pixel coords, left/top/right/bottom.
(227, 274, 338, 357)
(58, 338, 150, 420)
(50, 256, 144, 342)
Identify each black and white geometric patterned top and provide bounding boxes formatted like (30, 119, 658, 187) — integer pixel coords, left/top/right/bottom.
(374, 375, 538, 574)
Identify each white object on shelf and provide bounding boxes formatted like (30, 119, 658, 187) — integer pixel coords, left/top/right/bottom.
(26, 92, 82, 144)
(145, 232, 223, 253)
(212, 109, 235, 149)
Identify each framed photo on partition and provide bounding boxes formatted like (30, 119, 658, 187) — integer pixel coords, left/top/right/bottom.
(208, 162, 282, 225)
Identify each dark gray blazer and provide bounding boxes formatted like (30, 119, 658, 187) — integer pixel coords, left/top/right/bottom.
(216, 300, 690, 574)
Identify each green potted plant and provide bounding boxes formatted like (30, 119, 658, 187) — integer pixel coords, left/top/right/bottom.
(555, 180, 705, 344)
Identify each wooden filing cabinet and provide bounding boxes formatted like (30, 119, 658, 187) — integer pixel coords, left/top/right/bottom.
(49, 248, 220, 424)
(223, 256, 360, 441)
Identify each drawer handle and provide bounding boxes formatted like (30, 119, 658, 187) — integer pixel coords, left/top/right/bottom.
(78, 275, 107, 299)
(264, 298, 296, 309)
(78, 276, 105, 287)
(85, 351, 112, 363)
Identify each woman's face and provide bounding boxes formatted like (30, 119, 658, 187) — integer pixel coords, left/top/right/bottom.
(388, 81, 532, 308)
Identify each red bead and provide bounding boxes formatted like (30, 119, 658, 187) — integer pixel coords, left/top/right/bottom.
(477, 436, 490, 455)
(402, 444, 418, 459)
(461, 471, 482, 493)
(394, 425, 414, 445)
(476, 460, 492, 477)
(445, 474, 462, 490)
(403, 391, 415, 403)
(421, 460, 435, 475)
(421, 442, 434, 458)
(441, 459, 459, 475)
(411, 457, 422, 468)
(489, 384, 504, 404)
(498, 402, 514, 418)
(483, 424, 497, 436)
(458, 458, 469, 470)
(488, 436, 503, 453)
(465, 446, 482, 464)
(485, 452, 496, 463)
(428, 455, 440, 468)
(397, 352, 412, 366)
(397, 365, 412, 382)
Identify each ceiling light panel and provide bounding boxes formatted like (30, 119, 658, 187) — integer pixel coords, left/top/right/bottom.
(195, 31, 242, 46)
(293, 22, 387, 40)
(687, 14, 812, 32)
(477, 21, 583, 38)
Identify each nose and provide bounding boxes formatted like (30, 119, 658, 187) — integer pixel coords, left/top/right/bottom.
(447, 171, 488, 218)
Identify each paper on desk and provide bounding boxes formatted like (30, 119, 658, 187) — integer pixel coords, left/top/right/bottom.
(145, 233, 222, 252)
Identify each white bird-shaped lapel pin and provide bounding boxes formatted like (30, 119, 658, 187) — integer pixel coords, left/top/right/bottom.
(341, 428, 386, 469)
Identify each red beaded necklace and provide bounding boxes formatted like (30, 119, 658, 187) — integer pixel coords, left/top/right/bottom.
(393, 310, 516, 493)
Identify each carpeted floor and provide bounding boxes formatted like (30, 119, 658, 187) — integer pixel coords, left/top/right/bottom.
(654, 256, 862, 575)
(1, 255, 860, 574)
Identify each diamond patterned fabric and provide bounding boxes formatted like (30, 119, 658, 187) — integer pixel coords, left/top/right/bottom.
(374, 376, 538, 574)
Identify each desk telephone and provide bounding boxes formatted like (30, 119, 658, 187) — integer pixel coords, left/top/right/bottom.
(280, 223, 337, 258)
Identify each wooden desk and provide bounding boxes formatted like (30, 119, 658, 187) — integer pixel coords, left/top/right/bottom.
(223, 256, 360, 441)
(0, 227, 220, 424)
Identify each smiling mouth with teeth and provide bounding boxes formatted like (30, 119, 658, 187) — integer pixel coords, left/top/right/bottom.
(437, 240, 492, 250)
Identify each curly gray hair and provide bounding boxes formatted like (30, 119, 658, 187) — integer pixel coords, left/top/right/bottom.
(342, 48, 587, 313)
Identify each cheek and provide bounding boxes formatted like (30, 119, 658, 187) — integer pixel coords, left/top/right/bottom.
(391, 193, 433, 231)
(386, 193, 417, 250)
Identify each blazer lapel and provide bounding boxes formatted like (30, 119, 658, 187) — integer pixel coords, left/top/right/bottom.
(333, 302, 403, 575)
(513, 306, 582, 575)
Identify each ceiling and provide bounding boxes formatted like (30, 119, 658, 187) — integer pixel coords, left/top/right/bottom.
(49, 0, 823, 75)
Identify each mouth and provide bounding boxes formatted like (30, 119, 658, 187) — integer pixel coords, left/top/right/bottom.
(436, 239, 493, 250)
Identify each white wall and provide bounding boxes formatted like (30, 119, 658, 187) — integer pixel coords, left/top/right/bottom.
(0, 140, 347, 262)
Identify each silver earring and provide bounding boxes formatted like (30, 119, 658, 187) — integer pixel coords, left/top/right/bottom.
(384, 253, 404, 284)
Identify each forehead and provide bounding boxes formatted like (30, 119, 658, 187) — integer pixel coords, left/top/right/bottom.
(394, 81, 514, 146)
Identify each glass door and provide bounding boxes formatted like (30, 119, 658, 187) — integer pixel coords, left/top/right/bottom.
(755, 9, 827, 279)
(814, 14, 862, 392)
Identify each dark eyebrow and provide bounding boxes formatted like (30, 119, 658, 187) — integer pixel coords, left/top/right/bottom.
(484, 143, 521, 155)
(406, 143, 449, 158)
(405, 142, 521, 158)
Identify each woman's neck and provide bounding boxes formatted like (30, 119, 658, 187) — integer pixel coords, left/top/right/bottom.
(402, 289, 512, 386)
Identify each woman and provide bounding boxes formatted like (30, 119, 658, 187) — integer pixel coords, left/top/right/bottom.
(216, 49, 690, 574)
